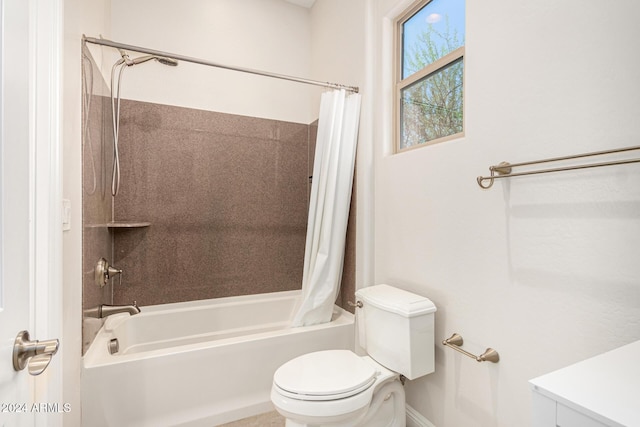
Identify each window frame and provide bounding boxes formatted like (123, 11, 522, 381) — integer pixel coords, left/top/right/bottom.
(394, 0, 465, 153)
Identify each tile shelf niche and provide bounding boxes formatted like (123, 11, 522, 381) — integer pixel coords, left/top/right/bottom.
(106, 221, 151, 229)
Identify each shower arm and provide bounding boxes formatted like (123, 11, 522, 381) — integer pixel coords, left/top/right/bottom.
(82, 36, 359, 94)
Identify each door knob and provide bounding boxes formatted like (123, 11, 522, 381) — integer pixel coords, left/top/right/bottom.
(13, 330, 59, 376)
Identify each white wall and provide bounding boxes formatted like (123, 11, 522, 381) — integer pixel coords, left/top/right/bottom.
(369, 0, 640, 426)
(309, 0, 373, 288)
(107, 0, 314, 124)
(309, 0, 367, 117)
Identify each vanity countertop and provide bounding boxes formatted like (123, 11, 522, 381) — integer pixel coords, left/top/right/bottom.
(529, 340, 640, 427)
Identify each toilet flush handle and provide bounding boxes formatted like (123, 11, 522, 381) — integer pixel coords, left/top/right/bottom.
(347, 300, 363, 308)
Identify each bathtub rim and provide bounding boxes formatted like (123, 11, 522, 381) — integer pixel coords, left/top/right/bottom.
(83, 289, 354, 368)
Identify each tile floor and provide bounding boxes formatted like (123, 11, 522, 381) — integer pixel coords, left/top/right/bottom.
(218, 411, 285, 427)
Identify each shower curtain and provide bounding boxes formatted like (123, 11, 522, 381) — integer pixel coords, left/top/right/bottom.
(291, 89, 362, 327)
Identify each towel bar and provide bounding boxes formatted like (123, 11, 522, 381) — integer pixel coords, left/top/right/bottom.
(442, 333, 499, 363)
(477, 144, 640, 189)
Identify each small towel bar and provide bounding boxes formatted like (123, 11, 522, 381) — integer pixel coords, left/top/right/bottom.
(442, 333, 500, 363)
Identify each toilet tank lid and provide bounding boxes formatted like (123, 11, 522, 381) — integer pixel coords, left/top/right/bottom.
(356, 284, 436, 317)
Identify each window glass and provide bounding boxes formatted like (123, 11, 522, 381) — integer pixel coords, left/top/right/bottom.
(400, 57, 463, 148)
(397, 0, 465, 151)
(402, 0, 465, 80)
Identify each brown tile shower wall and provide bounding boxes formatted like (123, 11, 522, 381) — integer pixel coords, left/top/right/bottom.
(112, 100, 311, 306)
(82, 47, 115, 352)
(339, 175, 357, 313)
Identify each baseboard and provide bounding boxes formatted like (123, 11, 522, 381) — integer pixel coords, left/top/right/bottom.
(406, 404, 436, 427)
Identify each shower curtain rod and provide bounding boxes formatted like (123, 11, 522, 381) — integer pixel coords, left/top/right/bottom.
(83, 36, 359, 93)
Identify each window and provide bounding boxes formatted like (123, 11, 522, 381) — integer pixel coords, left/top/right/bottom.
(396, 0, 465, 152)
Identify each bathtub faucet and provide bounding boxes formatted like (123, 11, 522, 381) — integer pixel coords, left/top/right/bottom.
(85, 301, 141, 318)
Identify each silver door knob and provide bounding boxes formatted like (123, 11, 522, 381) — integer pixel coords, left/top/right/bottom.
(13, 330, 59, 376)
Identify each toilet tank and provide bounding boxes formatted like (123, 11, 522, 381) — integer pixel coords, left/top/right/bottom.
(355, 284, 436, 380)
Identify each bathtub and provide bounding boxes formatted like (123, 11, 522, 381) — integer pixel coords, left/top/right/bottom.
(81, 290, 354, 427)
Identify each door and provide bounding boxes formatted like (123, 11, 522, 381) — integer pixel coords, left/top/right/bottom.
(0, 0, 37, 424)
(0, 0, 62, 425)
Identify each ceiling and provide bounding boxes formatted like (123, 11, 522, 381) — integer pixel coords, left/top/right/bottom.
(284, 0, 316, 8)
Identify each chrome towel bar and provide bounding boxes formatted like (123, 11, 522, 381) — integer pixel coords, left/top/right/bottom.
(477, 144, 640, 189)
(442, 333, 499, 363)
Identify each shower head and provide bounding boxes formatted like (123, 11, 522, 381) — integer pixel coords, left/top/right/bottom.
(156, 56, 179, 67)
(109, 50, 178, 197)
(115, 47, 179, 67)
(129, 54, 179, 67)
(129, 55, 154, 65)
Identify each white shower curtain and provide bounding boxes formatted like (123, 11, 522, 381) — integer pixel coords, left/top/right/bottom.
(291, 89, 362, 327)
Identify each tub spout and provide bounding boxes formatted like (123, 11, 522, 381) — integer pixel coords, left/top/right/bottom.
(101, 303, 141, 317)
(85, 302, 141, 318)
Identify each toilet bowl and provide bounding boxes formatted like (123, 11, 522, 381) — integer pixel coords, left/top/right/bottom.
(270, 350, 403, 427)
(271, 284, 437, 427)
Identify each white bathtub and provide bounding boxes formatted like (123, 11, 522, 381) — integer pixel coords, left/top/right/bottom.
(81, 290, 354, 427)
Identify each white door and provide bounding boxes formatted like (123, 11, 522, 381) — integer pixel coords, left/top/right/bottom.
(0, 0, 37, 423)
(0, 0, 62, 425)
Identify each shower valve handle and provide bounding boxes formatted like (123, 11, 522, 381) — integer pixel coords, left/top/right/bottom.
(107, 265, 123, 277)
(95, 257, 123, 287)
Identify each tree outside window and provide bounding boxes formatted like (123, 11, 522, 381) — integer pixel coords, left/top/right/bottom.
(397, 0, 465, 151)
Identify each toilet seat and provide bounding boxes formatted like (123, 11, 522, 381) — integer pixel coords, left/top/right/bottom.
(271, 352, 399, 423)
(273, 350, 377, 401)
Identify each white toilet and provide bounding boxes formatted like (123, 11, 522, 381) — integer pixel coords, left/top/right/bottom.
(271, 284, 437, 427)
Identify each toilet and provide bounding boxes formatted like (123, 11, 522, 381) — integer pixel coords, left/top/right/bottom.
(271, 284, 437, 427)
